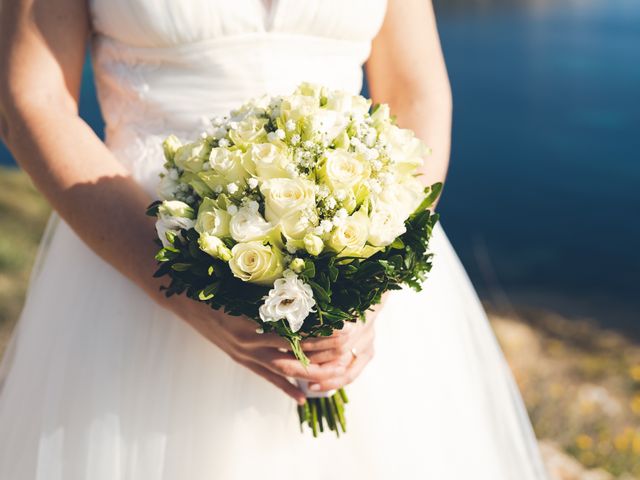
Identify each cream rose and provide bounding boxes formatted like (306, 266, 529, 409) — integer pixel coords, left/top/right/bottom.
(229, 241, 284, 285)
(228, 117, 268, 148)
(261, 178, 316, 223)
(308, 109, 348, 143)
(174, 140, 210, 173)
(379, 177, 425, 219)
(278, 210, 316, 244)
(244, 143, 292, 180)
(207, 147, 248, 184)
(327, 209, 370, 257)
(229, 206, 273, 242)
(195, 197, 230, 237)
(367, 202, 407, 247)
(279, 94, 320, 122)
(380, 125, 429, 173)
(320, 150, 370, 192)
(325, 90, 370, 116)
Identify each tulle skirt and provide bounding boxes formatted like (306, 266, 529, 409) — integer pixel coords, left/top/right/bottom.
(0, 214, 548, 479)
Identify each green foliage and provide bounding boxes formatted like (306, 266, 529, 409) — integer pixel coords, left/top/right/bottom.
(147, 183, 441, 354)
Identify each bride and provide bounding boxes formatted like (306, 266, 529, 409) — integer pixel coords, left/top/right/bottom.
(0, 0, 549, 478)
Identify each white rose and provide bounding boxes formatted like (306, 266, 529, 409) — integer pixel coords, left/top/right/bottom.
(243, 143, 292, 180)
(261, 178, 316, 223)
(229, 241, 284, 285)
(229, 206, 273, 242)
(155, 201, 195, 248)
(367, 202, 407, 247)
(208, 147, 248, 184)
(327, 208, 370, 257)
(259, 270, 316, 333)
(195, 197, 231, 237)
(320, 150, 370, 192)
(174, 140, 209, 173)
(198, 234, 232, 261)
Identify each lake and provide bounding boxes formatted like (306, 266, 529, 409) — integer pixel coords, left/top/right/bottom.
(1, 0, 638, 328)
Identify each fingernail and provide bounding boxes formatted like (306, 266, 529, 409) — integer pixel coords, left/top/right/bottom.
(309, 383, 320, 391)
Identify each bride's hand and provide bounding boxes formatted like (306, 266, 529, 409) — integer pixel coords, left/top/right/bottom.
(173, 298, 345, 404)
(300, 293, 388, 392)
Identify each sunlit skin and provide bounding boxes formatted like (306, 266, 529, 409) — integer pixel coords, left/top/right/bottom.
(0, 0, 451, 402)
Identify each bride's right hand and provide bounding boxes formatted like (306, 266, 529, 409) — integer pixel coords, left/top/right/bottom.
(171, 298, 346, 405)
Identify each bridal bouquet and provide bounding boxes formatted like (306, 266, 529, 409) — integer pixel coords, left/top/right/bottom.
(147, 83, 441, 437)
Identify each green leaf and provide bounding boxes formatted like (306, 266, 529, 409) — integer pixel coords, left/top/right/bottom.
(308, 280, 331, 304)
(171, 263, 192, 272)
(328, 264, 339, 282)
(411, 182, 443, 215)
(303, 260, 316, 278)
(198, 282, 220, 301)
(145, 200, 162, 217)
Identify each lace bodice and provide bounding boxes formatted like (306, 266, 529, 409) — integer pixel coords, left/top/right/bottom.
(88, 0, 387, 194)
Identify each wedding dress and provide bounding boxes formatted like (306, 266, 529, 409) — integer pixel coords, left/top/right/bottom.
(0, 0, 549, 478)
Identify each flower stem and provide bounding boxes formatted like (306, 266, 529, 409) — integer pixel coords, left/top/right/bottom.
(297, 389, 348, 437)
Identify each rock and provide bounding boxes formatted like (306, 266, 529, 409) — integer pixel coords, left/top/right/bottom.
(539, 441, 615, 480)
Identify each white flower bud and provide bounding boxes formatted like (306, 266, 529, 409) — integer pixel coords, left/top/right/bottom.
(303, 233, 324, 256)
(290, 258, 305, 273)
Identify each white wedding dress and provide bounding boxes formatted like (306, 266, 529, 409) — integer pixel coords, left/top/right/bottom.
(0, 0, 549, 478)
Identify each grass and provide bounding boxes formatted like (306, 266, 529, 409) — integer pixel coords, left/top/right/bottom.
(0, 167, 637, 479)
(0, 167, 50, 345)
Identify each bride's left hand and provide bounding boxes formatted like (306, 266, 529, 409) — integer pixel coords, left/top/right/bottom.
(300, 293, 389, 392)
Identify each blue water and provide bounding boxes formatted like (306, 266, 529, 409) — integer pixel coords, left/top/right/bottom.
(1, 0, 638, 326)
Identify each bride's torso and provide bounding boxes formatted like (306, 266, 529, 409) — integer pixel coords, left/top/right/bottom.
(88, 0, 387, 194)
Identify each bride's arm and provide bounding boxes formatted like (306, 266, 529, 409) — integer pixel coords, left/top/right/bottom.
(0, 0, 168, 308)
(0, 0, 347, 403)
(366, 0, 453, 192)
(295, 1, 453, 393)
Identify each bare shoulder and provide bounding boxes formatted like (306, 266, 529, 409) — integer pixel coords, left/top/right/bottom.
(0, 0, 90, 106)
